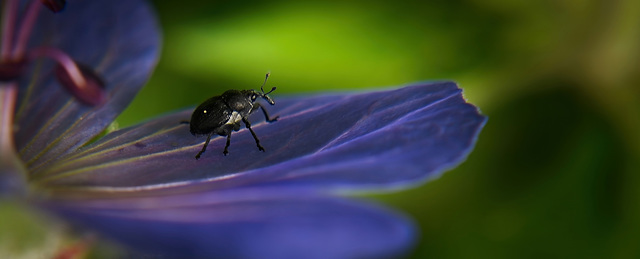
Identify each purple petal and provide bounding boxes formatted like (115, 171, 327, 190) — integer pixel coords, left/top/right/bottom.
(43, 190, 415, 258)
(34, 82, 485, 193)
(14, 0, 160, 172)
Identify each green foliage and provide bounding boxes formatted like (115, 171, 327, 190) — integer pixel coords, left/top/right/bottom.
(0, 202, 63, 258)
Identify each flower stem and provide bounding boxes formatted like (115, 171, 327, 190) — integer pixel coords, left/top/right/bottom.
(0, 82, 27, 197)
(0, 82, 18, 157)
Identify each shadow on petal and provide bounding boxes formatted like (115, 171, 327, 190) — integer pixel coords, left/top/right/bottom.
(42, 189, 416, 259)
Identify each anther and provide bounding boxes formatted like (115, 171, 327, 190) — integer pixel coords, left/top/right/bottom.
(40, 0, 66, 13)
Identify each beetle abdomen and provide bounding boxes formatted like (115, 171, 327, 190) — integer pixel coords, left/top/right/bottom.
(189, 96, 231, 135)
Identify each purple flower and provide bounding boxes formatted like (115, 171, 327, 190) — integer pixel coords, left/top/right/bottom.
(0, 0, 486, 258)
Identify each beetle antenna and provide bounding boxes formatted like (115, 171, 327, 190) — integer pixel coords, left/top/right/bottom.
(265, 86, 276, 95)
(260, 73, 270, 94)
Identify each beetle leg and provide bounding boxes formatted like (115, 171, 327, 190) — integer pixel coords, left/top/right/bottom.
(195, 133, 213, 160)
(179, 120, 190, 125)
(223, 133, 232, 155)
(243, 118, 265, 152)
(252, 103, 279, 123)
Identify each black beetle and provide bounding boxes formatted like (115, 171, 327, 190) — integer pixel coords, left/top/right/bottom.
(186, 73, 279, 159)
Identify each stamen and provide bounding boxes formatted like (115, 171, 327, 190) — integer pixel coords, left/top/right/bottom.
(1, 0, 18, 61)
(54, 62, 106, 106)
(28, 47, 106, 106)
(29, 46, 87, 87)
(13, 0, 43, 59)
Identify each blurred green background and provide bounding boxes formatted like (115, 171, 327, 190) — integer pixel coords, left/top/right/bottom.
(124, 0, 640, 258)
(3, 0, 639, 258)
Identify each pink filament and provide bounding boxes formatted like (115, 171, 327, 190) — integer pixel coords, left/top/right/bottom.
(29, 46, 88, 88)
(1, 0, 18, 61)
(12, 0, 42, 59)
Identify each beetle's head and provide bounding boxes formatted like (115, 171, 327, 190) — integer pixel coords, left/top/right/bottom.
(246, 88, 276, 105)
(248, 72, 276, 105)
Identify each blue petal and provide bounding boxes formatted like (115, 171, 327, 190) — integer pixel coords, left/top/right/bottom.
(34, 82, 485, 193)
(14, 0, 160, 172)
(43, 190, 415, 259)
